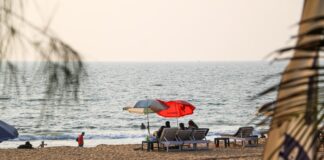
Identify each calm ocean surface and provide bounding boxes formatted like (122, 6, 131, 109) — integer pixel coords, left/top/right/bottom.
(0, 62, 285, 148)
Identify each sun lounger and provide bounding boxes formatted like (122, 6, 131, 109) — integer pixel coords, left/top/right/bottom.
(177, 130, 192, 141)
(176, 130, 193, 150)
(176, 128, 209, 150)
(158, 128, 182, 152)
(221, 126, 258, 148)
(190, 128, 209, 150)
(158, 128, 210, 151)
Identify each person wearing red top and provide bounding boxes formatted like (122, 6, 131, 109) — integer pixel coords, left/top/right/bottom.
(77, 132, 85, 147)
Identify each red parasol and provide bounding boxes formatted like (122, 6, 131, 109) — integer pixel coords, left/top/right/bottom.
(157, 100, 196, 118)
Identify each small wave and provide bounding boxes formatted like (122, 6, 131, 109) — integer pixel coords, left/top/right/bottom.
(207, 102, 224, 106)
(82, 99, 106, 102)
(14, 133, 146, 141)
(208, 129, 262, 137)
(16, 134, 76, 141)
(0, 97, 10, 100)
(26, 98, 48, 102)
(14, 129, 259, 141)
(207, 130, 236, 136)
(12, 129, 263, 142)
(152, 84, 163, 87)
(71, 126, 97, 129)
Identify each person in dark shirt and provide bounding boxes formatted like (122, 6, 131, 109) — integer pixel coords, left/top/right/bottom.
(156, 121, 170, 138)
(188, 120, 199, 129)
(179, 123, 186, 130)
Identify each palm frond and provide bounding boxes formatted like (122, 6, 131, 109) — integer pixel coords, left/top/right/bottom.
(256, 10, 323, 160)
(297, 15, 324, 25)
(0, 0, 85, 100)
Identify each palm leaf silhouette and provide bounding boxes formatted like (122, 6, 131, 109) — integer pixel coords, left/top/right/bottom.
(255, 1, 324, 159)
(0, 0, 85, 100)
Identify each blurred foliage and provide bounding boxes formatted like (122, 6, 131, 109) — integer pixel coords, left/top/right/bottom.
(0, 0, 85, 100)
(253, 15, 324, 159)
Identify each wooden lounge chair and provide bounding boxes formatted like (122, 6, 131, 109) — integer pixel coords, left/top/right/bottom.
(221, 126, 258, 148)
(158, 128, 182, 152)
(190, 128, 209, 150)
(176, 130, 194, 150)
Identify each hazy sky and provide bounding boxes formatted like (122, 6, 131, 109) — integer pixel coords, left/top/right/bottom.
(28, 0, 304, 61)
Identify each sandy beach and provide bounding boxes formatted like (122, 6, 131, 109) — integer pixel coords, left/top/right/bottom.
(0, 144, 265, 160)
(0, 140, 323, 159)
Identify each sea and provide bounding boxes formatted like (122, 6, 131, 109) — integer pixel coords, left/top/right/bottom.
(0, 61, 285, 148)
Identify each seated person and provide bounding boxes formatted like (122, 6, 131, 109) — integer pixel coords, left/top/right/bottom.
(188, 120, 199, 129)
(140, 123, 146, 130)
(38, 141, 47, 148)
(17, 141, 33, 149)
(179, 123, 186, 130)
(156, 121, 171, 138)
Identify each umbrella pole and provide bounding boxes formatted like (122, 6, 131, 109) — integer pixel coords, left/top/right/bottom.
(147, 113, 150, 135)
(177, 118, 179, 127)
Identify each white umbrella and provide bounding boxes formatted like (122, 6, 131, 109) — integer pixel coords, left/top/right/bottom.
(123, 99, 168, 134)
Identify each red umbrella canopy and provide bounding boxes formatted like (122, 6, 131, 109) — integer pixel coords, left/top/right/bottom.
(157, 100, 196, 118)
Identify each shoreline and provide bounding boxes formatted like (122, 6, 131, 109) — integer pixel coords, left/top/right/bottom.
(0, 138, 143, 149)
(0, 134, 225, 149)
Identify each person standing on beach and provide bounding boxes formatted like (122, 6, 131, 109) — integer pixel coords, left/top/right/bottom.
(38, 141, 47, 148)
(77, 132, 85, 147)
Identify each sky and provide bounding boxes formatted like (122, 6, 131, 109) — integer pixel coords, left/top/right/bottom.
(26, 0, 304, 62)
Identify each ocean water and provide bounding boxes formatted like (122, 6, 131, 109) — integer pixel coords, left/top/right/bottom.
(0, 62, 285, 148)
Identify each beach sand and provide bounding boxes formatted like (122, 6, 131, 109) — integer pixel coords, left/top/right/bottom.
(0, 143, 323, 160)
(0, 143, 264, 160)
